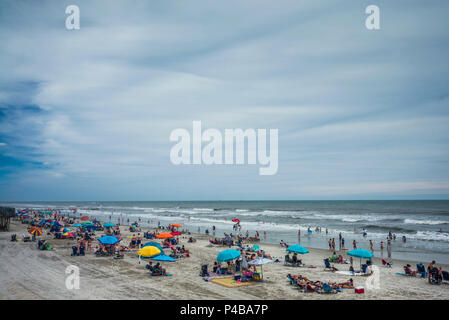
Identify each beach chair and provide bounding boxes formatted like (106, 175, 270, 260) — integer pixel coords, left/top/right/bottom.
(71, 246, 78, 256)
(321, 283, 336, 294)
(416, 264, 427, 278)
(442, 271, 449, 282)
(79, 246, 85, 256)
(200, 264, 208, 277)
(382, 259, 392, 268)
(361, 264, 368, 274)
(429, 268, 442, 285)
(324, 258, 333, 271)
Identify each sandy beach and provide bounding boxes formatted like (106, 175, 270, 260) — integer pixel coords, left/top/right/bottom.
(1, 219, 448, 300)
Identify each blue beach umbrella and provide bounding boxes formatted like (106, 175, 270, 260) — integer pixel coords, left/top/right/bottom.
(98, 235, 120, 245)
(151, 255, 175, 262)
(217, 249, 241, 263)
(286, 244, 309, 254)
(346, 249, 373, 259)
(104, 223, 115, 228)
(72, 223, 82, 227)
(347, 249, 373, 269)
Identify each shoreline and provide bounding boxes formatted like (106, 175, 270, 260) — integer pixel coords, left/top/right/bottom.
(1, 219, 448, 300)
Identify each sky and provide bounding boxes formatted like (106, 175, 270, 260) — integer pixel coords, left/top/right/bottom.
(0, 0, 449, 201)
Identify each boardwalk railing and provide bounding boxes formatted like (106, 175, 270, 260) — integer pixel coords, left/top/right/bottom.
(0, 207, 16, 231)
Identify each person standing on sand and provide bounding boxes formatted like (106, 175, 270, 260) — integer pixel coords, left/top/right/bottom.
(341, 238, 345, 250)
(328, 239, 332, 250)
(380, 241, 384, 256)
(387, 239, 392, 258)
(338, 233, 342, 250)
(353, 240, 357, 249)
(369, 240, 374, 253)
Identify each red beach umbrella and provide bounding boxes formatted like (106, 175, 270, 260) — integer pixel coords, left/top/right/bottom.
(81, 216, 89, 221)
(232, 219, 240, 223)
(170, 232, 181, 236)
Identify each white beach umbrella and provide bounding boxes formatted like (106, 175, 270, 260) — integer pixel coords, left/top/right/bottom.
(248, 257, 273, 280)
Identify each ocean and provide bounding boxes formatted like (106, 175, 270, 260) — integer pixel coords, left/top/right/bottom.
(4, 200, 449, 264)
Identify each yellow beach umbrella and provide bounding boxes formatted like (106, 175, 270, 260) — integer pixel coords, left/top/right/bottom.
(137, 246, 161, 257)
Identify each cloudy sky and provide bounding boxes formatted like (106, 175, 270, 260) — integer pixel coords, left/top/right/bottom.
(1, 0, 449, 201)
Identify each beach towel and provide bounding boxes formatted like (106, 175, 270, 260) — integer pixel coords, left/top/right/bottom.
(210, 277, 257, 288)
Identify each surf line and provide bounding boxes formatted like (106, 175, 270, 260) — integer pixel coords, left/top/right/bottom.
(169, 121, 278, 175)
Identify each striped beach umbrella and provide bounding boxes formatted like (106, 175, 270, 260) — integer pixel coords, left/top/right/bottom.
(28, 227, 43, 237)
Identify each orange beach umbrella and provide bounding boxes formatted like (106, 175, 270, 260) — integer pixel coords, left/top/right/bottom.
(170, 223, 182, 228)
(156, 232, 174, 239)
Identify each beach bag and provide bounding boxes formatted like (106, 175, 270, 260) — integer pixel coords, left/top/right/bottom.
(355, 286, 364, 294)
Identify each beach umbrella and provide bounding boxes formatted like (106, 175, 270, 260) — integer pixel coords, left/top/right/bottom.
(217, 249, 241, 263)
(72, 223, 82, 227)
(142, 242, 164, 254)
(286, 244, 309, 254)
(51, 221, 62, 227)
(151, 255, 175, 262)
(170, 223, 182, 228)
(104, 223, 115, 228)
(60, 227, 70, 233)
(232, 219, 240, 223)
(347, 249, 373, 269)
(346, 249, 373, 259)
(156, 232, 173, 239)
(39, 219, 49, 225)
(137, 246, 161, 258)
(28, 227, 43, 237)
(81, 216, 89, 221)
(170, 232, 181, 236)
(92, 220, 100, 223)
(252, 244, 260, 252)
(248, 257, 273, 280)
(63, 232, 75, 238)
(98, 235, 120, 245)
(82, 221, 93, 226)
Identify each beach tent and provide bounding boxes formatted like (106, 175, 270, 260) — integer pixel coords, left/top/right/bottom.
(286, 244, 309, 254)
(98, 235, 120, 245)
(217, 249, 241, 263)
(151, 255, 175, 262)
